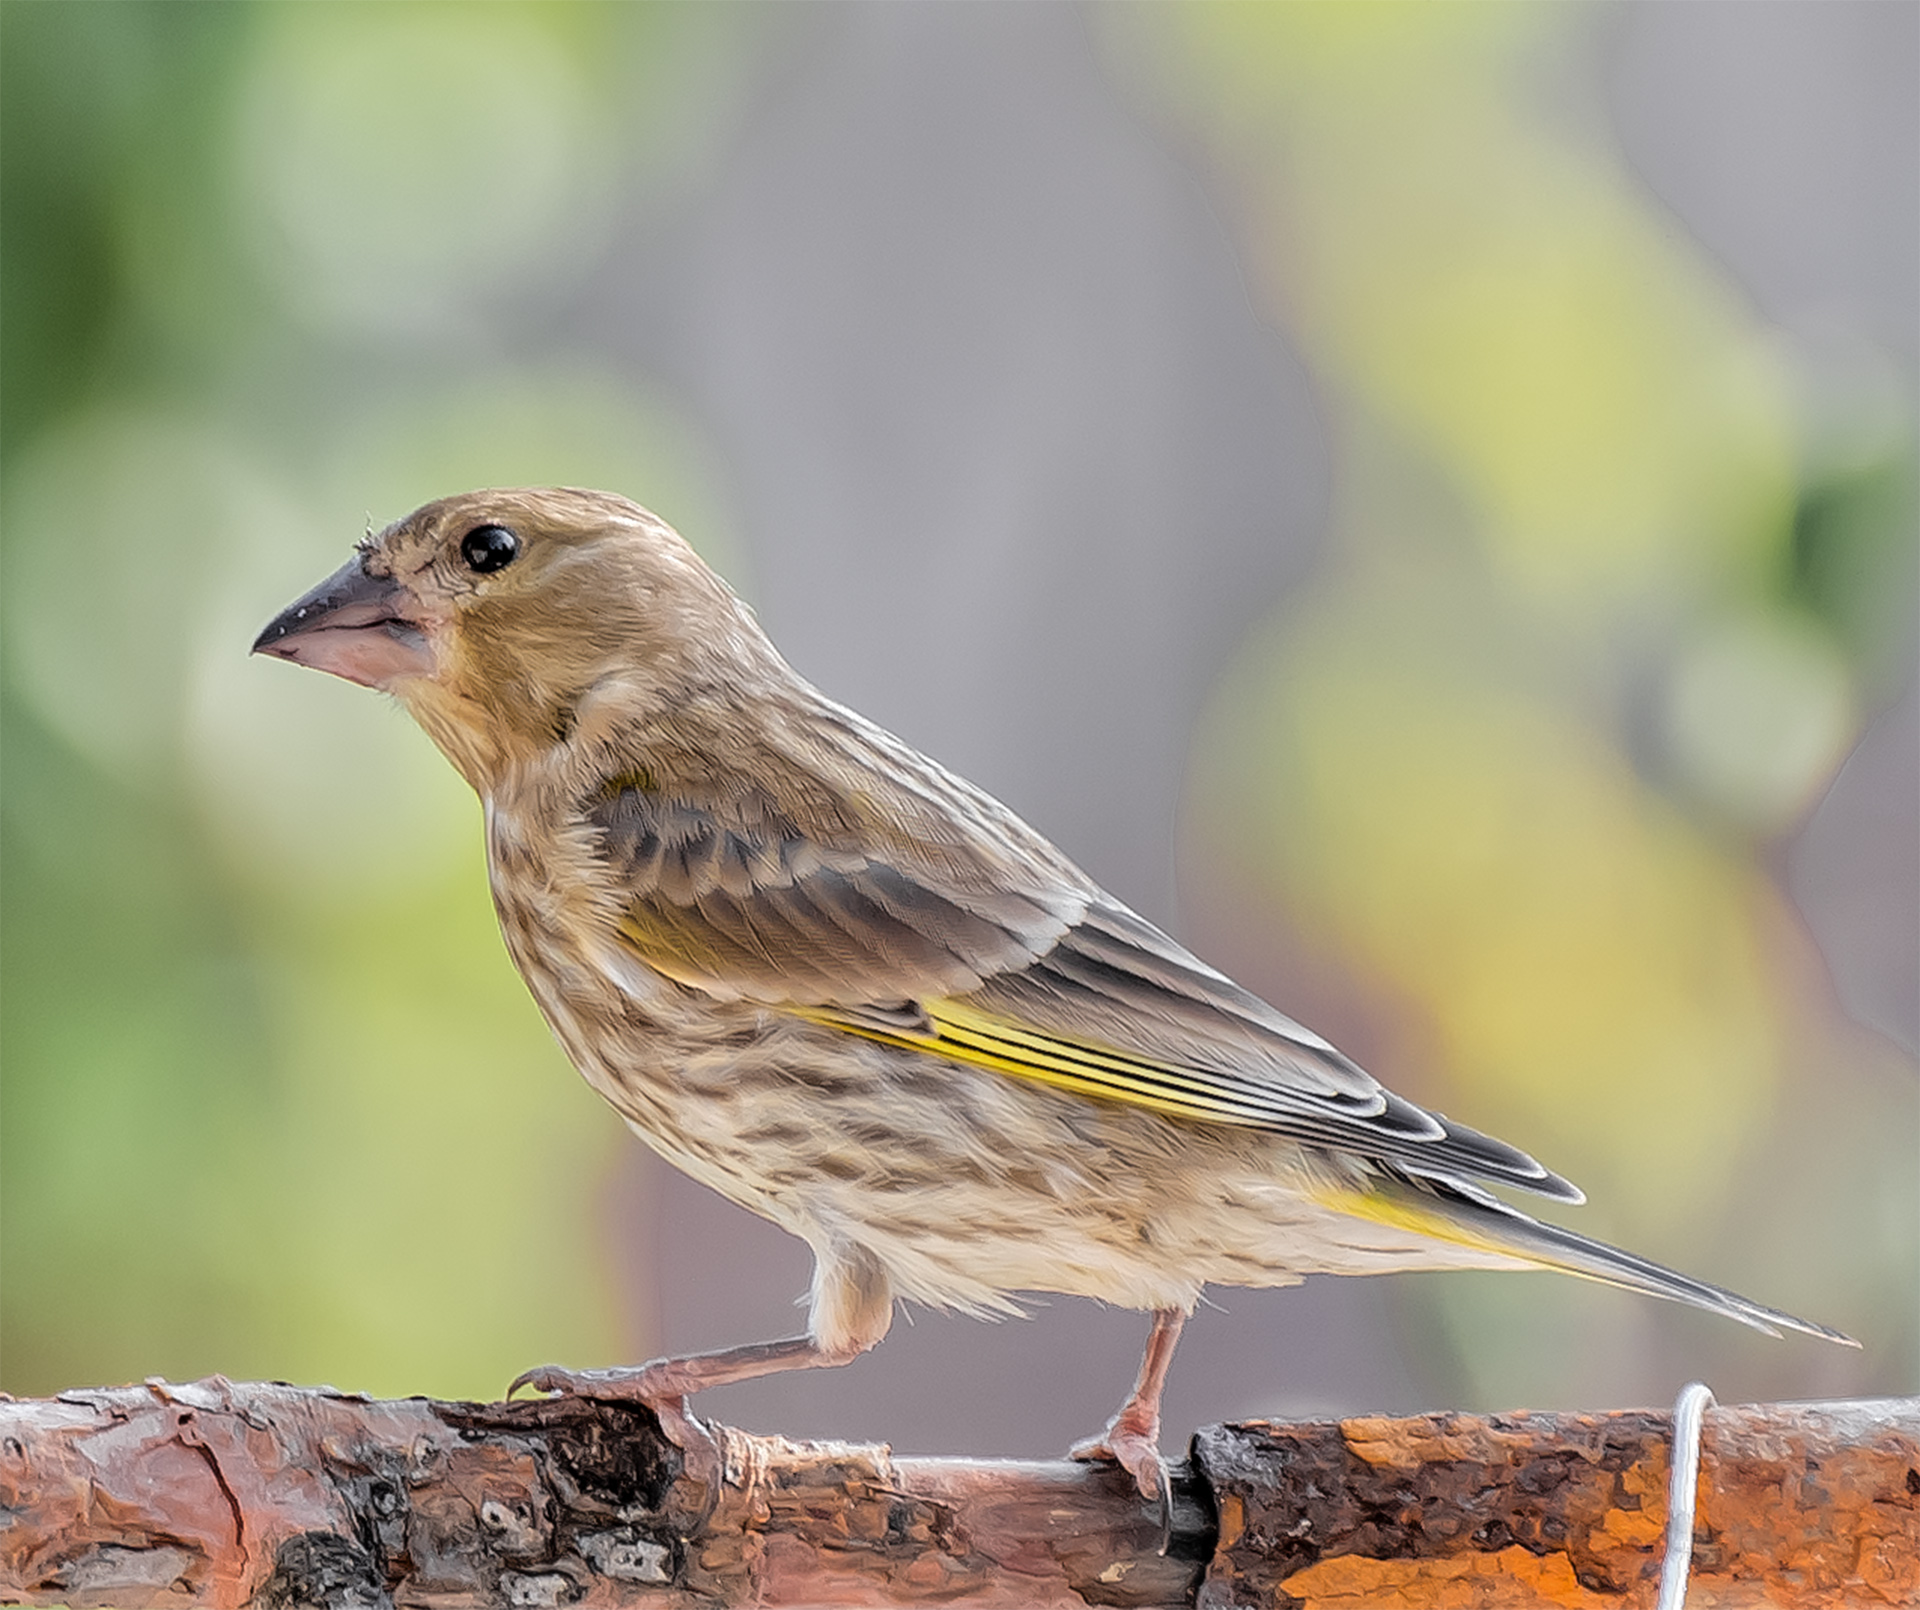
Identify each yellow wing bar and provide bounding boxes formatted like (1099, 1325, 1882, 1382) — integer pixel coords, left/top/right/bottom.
(793, 995, 1305, 1131)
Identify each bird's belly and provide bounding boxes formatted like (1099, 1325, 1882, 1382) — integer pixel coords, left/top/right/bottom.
(582, 1014, 1522, 1310)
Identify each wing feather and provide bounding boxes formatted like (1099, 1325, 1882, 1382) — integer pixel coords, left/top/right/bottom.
(580, 725, 1579, 1203)
(589, 771, 1076, 1003)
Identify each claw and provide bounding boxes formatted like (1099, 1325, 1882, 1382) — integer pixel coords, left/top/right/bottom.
(1070, 1430, 1173, 1553)
(1070, 1427, 1168, 1500)
(505, 1362, 671, 1402)
(507, 1364, 561, 1400)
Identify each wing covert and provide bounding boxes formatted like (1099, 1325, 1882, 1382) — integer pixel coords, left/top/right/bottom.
(587, 775, 1084, 1005)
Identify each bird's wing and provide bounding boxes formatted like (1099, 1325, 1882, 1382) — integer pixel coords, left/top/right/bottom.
(586, 769, 1085, 1005)
(588, 768, 1579, 1203)
(809, 897, 1582, 1202)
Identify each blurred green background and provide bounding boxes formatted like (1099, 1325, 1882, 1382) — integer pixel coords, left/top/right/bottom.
(3, 1, 1914, 1445)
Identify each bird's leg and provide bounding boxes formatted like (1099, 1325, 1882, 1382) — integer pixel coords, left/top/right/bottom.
(1070, 1306, 1186, 1508)
(511, 1336, 864, 1534)
(511, 1244, 893, 1519)
(510, 1333, 860, 1423)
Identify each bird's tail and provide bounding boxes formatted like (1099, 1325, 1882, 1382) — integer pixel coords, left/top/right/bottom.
(1348, 1172, 1857, 1345)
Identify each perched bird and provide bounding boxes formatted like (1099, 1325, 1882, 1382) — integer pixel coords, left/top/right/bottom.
(254, 487, 1848, 1502)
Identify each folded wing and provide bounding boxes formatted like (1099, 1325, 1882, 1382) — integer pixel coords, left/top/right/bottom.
(584, 716, 1580, 1205)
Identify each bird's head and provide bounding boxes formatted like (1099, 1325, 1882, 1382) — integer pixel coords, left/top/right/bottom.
(254, 487, 767, 789)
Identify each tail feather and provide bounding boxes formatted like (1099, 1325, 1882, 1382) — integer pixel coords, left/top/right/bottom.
(1372, 1172, 1857, 1346)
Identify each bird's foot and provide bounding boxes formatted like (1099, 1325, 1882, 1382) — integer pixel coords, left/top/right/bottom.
(1070, 1421, 1172, 1513)
(509, 1362, 722, 1530)
(510, 1359, 684, 1405)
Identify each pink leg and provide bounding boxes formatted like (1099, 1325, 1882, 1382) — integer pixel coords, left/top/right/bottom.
(511, 1334, 872, 1529)
(511, 1244, 893, 1489)
(511, 1332, 864, 1418)
(1070, 1307, 1186, 1505)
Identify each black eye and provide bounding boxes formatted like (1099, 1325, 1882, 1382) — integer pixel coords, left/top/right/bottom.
(460, 524, 519, 574)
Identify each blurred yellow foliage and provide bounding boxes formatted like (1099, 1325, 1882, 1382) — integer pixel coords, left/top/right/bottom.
(1205, 609, 1779, 1221)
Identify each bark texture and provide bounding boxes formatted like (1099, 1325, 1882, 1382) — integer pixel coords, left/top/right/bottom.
(1, 1380, 1914, 1609)
(1200, 1400, 1919, 1608)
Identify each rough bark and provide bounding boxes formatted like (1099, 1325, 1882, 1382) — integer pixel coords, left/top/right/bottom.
(1, 1380, 1914, 1609)
(1200, 1400, 1919, 1608)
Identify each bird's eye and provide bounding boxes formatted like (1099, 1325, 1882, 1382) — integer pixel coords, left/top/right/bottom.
(460, 524, 520, 574)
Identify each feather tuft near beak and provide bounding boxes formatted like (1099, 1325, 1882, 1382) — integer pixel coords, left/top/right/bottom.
(253, 557, 432, 688)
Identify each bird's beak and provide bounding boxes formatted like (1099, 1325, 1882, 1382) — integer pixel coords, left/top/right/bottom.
(252, 556, 433, 689)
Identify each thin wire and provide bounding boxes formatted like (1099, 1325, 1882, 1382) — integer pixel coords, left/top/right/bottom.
(1656, 1381, 1715, 1610)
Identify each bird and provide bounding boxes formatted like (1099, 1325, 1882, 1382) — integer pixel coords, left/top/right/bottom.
(253, 485, 1851, 1506)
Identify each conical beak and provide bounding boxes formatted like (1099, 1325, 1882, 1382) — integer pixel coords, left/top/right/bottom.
(253, 556, 433, 689)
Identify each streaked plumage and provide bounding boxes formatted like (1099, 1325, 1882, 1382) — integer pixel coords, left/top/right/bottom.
(255, 486, 1850, 1501)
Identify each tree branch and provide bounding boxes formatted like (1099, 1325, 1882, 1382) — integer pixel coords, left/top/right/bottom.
(2, 1380, 1913, 1608)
